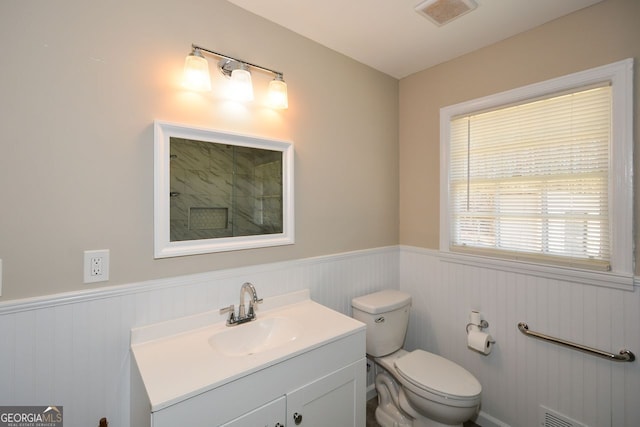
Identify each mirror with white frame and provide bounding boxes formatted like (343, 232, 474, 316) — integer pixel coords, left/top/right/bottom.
(154, 120, 294, 258)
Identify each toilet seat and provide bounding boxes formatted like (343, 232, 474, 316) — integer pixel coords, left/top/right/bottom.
(394, 349, 481, 403)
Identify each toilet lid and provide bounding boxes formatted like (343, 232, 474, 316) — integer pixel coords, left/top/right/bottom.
(352, 289, 411, 314)
(394, 350, 481, 399)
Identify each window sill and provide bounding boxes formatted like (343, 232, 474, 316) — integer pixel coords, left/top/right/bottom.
(438, 250, 635, 291)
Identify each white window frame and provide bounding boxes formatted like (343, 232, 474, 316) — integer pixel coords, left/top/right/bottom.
(439, 58, 634, 290)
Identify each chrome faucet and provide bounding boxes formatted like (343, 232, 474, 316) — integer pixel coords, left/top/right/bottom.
(219, 282, 263, 326)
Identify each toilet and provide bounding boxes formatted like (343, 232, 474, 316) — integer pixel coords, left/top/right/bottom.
(352, 289, 481, 427)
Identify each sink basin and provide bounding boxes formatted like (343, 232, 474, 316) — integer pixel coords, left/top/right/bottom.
(208, 317, 301, 357)
(131, 290, 367, 411)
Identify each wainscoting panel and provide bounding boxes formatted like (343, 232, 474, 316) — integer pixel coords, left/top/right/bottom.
(2, 245, 638, 427)
(400, 246, 640, 427)
(0, 247, 398, 427)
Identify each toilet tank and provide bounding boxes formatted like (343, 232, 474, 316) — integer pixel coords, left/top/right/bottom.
(351, 290, 411, 357)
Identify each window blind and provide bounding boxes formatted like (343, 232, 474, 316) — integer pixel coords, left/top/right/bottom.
(449, 84, 612, 270)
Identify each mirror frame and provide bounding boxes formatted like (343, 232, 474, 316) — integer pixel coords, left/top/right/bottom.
(154, 120, 294, 258)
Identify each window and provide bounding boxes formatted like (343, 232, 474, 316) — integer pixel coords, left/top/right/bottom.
(440, 59, 633, 284)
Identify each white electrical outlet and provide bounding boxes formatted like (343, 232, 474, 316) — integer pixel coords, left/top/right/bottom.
(84, 250, 109, 283)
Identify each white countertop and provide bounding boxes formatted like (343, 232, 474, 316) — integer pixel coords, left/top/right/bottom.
(130, 290, 365, 411)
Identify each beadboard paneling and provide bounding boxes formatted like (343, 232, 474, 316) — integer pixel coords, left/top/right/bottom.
(0, 247, 398, 427)
(2, 245, 638, 427)
(400, 246, 640, 427)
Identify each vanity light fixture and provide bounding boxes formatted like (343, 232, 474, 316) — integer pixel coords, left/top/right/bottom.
(182, 49, 212, 92)
(182, 44, 288, 109)
(227, 62, 254, 102)
(267, 74, 288, 110)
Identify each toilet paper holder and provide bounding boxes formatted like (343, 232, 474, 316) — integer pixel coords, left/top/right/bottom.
(467, 311, 496, 354)
(466, 310, 489, 334)
(466, 319, 489, 334)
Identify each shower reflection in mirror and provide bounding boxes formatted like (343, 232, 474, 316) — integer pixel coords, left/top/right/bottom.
(154, 121, 294, 258)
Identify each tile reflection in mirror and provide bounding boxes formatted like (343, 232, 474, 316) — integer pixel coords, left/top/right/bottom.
(154, 120, 294, 258)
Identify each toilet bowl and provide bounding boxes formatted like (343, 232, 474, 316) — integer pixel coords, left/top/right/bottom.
(380, 349, 481, 426)
(352, 290, 481, 427)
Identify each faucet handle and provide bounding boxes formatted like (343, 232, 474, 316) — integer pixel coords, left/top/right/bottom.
(219, 304, 236, 324)
(219, 304, 234, 314)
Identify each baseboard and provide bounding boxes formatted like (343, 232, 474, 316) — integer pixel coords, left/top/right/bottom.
(366, 392, 508, 427)
(477, 410, 511, 427)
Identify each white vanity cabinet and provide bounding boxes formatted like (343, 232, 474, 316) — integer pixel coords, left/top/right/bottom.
(146, 336, 365, 427)
(130, 291, 366, 427)
(221, 396, 285, 427)
(221, 361, 362, 427)
(286, 362, 362, 427)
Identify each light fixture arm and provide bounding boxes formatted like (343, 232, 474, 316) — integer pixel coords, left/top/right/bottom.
(191, 44, 284, 79)
(183, 43, 288, 109)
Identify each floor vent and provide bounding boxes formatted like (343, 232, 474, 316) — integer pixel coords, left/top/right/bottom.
(540, 406, 587, 427)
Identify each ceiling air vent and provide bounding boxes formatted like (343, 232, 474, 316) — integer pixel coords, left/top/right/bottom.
(414, 0, 478, 26)
(539, 405, 586, 427)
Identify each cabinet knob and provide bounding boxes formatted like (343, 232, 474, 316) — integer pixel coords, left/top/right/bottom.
(293, 412, 303, 425)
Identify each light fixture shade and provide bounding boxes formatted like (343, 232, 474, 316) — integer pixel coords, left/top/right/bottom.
(230, 67, 254, 102)
(267, 78, 288, 109)
(182, 52, 211, 92)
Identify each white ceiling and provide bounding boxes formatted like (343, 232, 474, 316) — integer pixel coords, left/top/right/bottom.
(226, 0, 602, 79)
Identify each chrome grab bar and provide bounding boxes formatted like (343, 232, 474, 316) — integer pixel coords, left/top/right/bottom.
(517, 322, 635, 362)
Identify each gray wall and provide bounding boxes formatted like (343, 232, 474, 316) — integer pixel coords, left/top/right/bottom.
(0, 0, 399, 300)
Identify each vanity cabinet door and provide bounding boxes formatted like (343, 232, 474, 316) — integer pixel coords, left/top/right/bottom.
(220, 395, 285, 427)
(286, 359, 365, 427)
